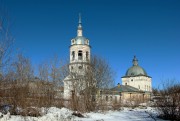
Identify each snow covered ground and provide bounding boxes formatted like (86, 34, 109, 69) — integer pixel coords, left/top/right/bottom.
(0, 107, 165, 121)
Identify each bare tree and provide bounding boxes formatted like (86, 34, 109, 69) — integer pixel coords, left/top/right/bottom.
(11, 53, 33, 108)
(0, 4, 14, 75)
(69, 55, 115, 112)
(0, 53, 35, 114)
(38, 61, 49, 82)
(12, 53, 34, 82)
(0, 3, 15, 111)
(59, 58, 69, 81)
(155, 80, 180, 120)
(49, 55, 68, 107)
(91, 55, 115, 89)
(49, 55, 64, 86)
(35, 56, 68, 108)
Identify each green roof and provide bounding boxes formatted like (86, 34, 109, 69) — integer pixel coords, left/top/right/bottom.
(111, 85, 141, 93)
(99, 85, 151, 95)
(125, 56, 148, 77)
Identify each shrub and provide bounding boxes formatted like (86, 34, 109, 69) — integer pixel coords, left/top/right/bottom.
(155, 81, 180, 120)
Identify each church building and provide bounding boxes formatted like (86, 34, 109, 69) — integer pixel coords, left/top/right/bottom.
(63, 15, 152, 104)
(107, 56, 152, 104)
(122, 56, 152, 92)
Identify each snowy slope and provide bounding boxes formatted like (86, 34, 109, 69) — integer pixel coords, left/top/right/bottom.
(0, 107, 165, 121)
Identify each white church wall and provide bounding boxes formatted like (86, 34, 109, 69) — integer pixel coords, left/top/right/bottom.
(64, 80, 72, 100)
(122, 76, 152, 92)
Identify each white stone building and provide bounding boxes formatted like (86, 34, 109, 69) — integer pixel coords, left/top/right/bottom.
(102, 56, 152, 104)
(63, 15, 91, 100)
(121, 56, 152, 92)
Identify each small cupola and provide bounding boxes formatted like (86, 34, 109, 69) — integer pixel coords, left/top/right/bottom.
(133, 56, 138, 66)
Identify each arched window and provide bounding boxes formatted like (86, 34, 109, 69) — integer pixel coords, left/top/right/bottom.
(78, 50, 82, 60)
(71, 39, 75, 44)
(86, 51, 89, 60)
(72, 51, 75, 60)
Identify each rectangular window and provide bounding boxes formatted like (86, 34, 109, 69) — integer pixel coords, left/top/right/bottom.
(86, 51, 89, 60)
(78, 50, 82, 60)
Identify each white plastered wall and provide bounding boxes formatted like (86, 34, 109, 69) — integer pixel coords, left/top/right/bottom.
(122, 76, 152, 92)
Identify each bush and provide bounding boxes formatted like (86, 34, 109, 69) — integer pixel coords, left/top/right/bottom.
(20, 107, 41, 117)
(155, 81, 180, 120)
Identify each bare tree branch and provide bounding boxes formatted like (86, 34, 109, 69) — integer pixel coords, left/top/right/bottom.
(0, 4, 14, 75)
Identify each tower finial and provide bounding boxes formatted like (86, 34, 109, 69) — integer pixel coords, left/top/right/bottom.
(79, 13, 81, 24)
(77, 13, 83, 36)
(133, 55, 138, 66)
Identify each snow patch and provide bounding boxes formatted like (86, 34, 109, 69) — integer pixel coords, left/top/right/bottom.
(0, 107, 165, 121)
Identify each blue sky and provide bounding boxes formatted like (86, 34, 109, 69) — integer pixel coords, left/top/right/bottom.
(3, 0, 180, 88)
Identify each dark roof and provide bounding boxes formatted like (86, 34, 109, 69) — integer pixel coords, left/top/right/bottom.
(111, 85, 142, 93)
(99, 85, 147, 95)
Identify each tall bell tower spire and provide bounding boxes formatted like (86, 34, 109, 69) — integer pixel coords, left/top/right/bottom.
(77, 13, 83, 36)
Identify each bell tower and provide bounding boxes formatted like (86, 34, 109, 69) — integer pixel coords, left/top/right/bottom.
(69, 14, 91, 74)
(64, 14, 91, 99)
